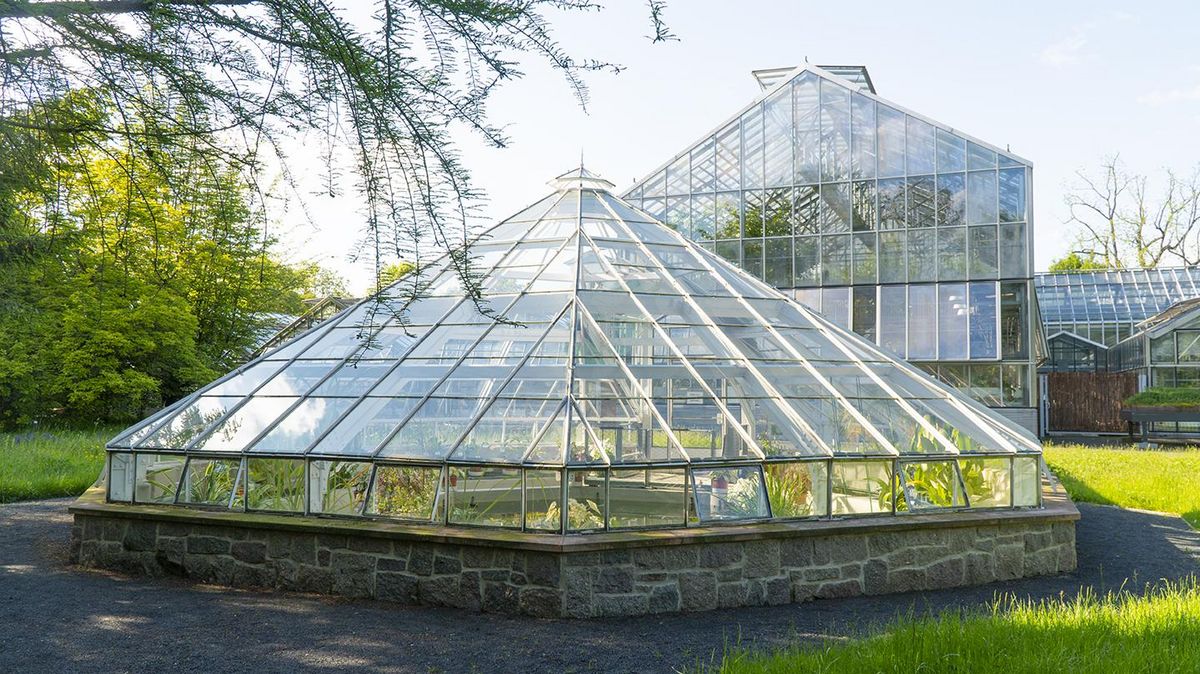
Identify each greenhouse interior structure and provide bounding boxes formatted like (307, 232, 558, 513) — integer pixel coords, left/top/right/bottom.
(100, 168, 1046, 535)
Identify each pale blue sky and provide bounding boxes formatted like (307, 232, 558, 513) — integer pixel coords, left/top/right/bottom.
(286, 1, 1200, 292)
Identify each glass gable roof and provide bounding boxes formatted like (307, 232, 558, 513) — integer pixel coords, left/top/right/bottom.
(110, 168, 1040, 464)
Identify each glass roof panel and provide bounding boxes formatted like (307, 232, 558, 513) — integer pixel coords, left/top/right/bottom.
(250, 398, 356, 454)
(450, 397, 566, 463)
(309, 397, 421, 456)
(137, 396, 242, 449)
(204, 361, 287, 397)
(192, 397, 300, 452)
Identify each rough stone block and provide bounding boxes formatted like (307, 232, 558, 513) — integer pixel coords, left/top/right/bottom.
(419, 575, 461, 607)
(744, 540, 780, 579)
(780, 537, 814, 567)
(764, 577, 791, 605)
(519, 588, 563, 618)
(348, 536, 392, 555)
(815, 579, 861, 599)
(330, 551, 376, 598)
(482, 582, 519, 613)
(963, 551, 995, 584)
(523, 553, 560, 587)
(995, 543, 1024, 581)
(230, 541, 267, 565)
(925, 557, 965, 588)
(717, 581, 748, 609)
(595, 567, 634, 594)
(593, 593, 648, 618)
(678, 571, 717, 612)
(813, 535, 867, 566)
(461, 546, 494, 569)
(434, 553, 462, 575)
(295, 564, 334, 593)
(862, 559, 888, 594)
(123, 521, 157, 552)
(408, 546, 434, 576)
(698, 542, 743, 568)
(187, 536, 230, 555)
(648, 585, 681, 614)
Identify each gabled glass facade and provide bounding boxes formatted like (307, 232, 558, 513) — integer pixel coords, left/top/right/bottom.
(103, 169, 1042, 532)
(623, 66, 1036, 422)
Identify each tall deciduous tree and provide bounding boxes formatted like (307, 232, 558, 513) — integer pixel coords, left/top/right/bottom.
(0, 0, 672, 302)
(1065, 157, 1200, 269)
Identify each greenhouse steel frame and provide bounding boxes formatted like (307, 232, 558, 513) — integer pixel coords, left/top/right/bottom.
(105, 169, 1043, 535)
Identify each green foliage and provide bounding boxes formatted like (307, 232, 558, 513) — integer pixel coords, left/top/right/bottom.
(1124, 387, 1200, 409)
(0, 426, 113, 502)
(1044, 443, 1200, 528)
(763, 464, 815, 518)
(1047, 251, 1111, 272)
(0, 97, 315, 427)
(373, 466, 441, 520)
(246, 459, 304, 511)
(708, 580, 1200, 673)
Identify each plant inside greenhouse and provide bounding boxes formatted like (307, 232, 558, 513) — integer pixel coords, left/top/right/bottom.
(102, 168, 1044, 535)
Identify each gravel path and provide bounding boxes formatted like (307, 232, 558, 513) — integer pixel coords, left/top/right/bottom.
(1, 499, 1197, 674)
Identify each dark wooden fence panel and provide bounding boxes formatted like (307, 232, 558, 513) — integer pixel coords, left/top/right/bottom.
(1047, 372, 1140, 433)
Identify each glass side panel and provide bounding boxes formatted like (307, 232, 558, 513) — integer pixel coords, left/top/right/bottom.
(246, 458, 305, 512)
(764, 461, 829, 518)
(692, 466, 769, 521)
(524, 469, 564, 531)
(134, 454, 184, 504)
(831, 460, 892, 515)
(897, 460, 965, 511)
(608, 468, 686, 528)
(959, 457, 1012, 507)
(1014, 456, 1040, 507)
(566, 469, 607, 531)
(309, 460, 372, 515)
(447, 466, 522, 528)
(368, 465, 442, 521)
(178, 458, 243, 508)
(108, 453, 134, 502)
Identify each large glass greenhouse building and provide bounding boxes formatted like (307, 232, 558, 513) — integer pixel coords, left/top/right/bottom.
(623, 65, 1040, 433)
(103, 168, 1042, 531)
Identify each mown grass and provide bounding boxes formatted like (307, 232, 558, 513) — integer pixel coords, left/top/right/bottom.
(1125, 386, 1200, 408)
(710, 580, 1200, 674)
(1044, 443, 1200, 528)
(0, 426, 116, 502)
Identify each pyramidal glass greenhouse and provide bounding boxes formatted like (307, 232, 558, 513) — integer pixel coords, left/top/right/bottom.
(102, 168, 1043, 534)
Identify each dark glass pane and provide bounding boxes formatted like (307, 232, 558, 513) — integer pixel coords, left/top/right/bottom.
(907, 176, 935, 228)
(878, 178, 906, 229)
(907, 228, 937, 283)
(853, 233, 876, 284)
(851, 93, 877, 180)
(969, 282, 998, 359)
(936, 173, 965, 227)
(742, 190, 764, 237)
(764, 237, 793, 287)
(794, 185, 820, 234)
(852, 286, 877, 342)
(822, 234, 851, 285)
(969, 226, 999, 278)
(743, 239, 764, 279)
(999, 223, 1027, 278)
(794, 236, 820, 287)
(1000, 281, 1029, 359)
(878, 231, 906, 283)
(852, 181, 877, 231)
(764, 187, 792, 237)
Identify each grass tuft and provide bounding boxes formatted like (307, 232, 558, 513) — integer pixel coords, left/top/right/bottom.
(1124, 387, 1200, 409)
(709, 580, 1200, 673)
(1044, 444, 1200, 528)
(0, 427, 115, 502)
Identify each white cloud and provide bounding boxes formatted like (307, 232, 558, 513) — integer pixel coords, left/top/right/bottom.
(1040, 29, 1089, 67)
(1138, 84, 1200, 106)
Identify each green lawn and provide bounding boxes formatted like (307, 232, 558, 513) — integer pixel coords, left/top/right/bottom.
(1044, 443, 1200, 528)
(0, 426, 115, 503)
(712, 581, 1200, 674)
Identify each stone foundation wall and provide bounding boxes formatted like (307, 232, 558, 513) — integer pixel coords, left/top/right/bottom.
(71, 500, 1077, 618)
